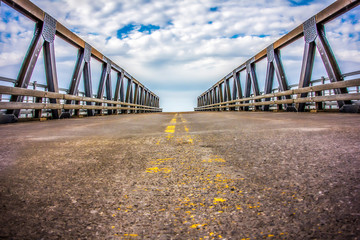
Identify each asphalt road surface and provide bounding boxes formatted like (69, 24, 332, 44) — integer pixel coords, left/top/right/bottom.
(0, 112, 359, 239)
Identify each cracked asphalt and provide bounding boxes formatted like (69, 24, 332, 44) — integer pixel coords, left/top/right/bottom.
(0, 112, 359, 239)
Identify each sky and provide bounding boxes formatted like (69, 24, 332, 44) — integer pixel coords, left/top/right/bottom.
(0, 0, 359, 112)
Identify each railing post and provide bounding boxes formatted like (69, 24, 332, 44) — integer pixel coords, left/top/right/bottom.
(33, 81, 42, 118)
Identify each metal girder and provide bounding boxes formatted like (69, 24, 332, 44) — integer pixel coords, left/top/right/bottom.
(63, 42, 93, 117)
(42, 13, 60, 119)
(1, 0, 161, 118)
(7, 22, 44, 117)
(144, 91, 149, 107)
(125, 78, 134, 108)
(263, 61, 275, 111)
(232, 71, 242, 110)
(297, 41, 316, 111)
(83, 60, 94, 116)
(68, 48, 85, 97)
(65, 45, 86, 117)
(297, 17, 350, 112)
(315, 25, 350, 101)
(114, 71, 124, 114)
(96, 59, 112, 114)
(224, 79, 232, 104)
(133, 83, 139, 113)
(235, 72, 243, 100)
(7, 13, 62, 119)
(139, 86, 144, 112)
(218, 84, 224, 111)
(244, 59, 260, 110)
(197, 0, 359, 112)
(43, 41, 61, 119)
(264, 44, 291, 111)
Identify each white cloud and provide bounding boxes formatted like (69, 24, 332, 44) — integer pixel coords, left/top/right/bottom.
(0, 0, 359, 112)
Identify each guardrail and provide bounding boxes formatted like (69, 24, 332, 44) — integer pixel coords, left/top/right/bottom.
(195, 0, 360, 113)
(0, 0, 161, 122)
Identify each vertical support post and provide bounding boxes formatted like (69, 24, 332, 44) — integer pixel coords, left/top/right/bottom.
(33, 81, 42, 118)
(264, 61, 275, 111)
(114, 71, 124, 114)
(125, 77, 133, 113)
(144, 90, 148, 112)
(218, 83, 223, 111)
(225, 78, 232, 111)
(133, 83, 139, 113)
(231, 71, 241, 111)
(105, 61, 112, 115)
(139, 87, 144, 113)
(245, 59, 260, 110)
(83, 46, 94, 116)
(214, 86, 218, 111)
(96, 61, 107, 115)
(42, 14, 60, 119)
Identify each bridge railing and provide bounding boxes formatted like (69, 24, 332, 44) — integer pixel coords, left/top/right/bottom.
(0, 0, 161, 122)
(195, 0, 360, 113)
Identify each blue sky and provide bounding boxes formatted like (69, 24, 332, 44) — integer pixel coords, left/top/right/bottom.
(0, 0, 359, 111)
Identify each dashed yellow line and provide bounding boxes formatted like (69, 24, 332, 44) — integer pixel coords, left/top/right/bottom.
(165, 125, 175, 133)
(184, 126, 189, 132)
(146, 167, 172, 173)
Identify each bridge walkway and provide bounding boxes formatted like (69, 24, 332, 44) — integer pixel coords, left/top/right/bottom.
(0, 112, 359, 239)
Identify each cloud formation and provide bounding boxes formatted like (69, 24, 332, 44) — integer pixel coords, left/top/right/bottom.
(0, 0, 359, 111)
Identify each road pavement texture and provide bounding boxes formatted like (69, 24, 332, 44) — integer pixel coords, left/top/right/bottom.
(0, 112, 359, 239)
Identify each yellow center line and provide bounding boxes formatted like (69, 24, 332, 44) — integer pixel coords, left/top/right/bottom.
(165, 125, 175, 133)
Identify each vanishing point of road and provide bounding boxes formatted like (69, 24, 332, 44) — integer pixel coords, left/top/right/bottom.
(0, 112, 359, 239)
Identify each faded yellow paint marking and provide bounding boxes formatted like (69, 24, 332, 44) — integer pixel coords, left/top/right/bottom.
(170, 118, 177, 124)
(165, 125, 175, 133)
(146, 167, 172, 173)
(184, 126, 189, 132)
(123, 233, 138, 237)
(213, 198, 227, 203)
(190, 223, 206, 229)
(202, 158, 226, 163)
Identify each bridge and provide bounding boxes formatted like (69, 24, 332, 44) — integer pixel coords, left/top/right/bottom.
(0, 0, 360, 239)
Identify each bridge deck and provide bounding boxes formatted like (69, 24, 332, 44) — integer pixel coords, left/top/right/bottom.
(0, 112, 359, 239)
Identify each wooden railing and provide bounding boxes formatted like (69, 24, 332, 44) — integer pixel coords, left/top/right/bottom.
(196, 0, 360, 113)
(195, 78, 360, 112)
(0, 85, 161, 113)
(0, 0, 161, 122)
